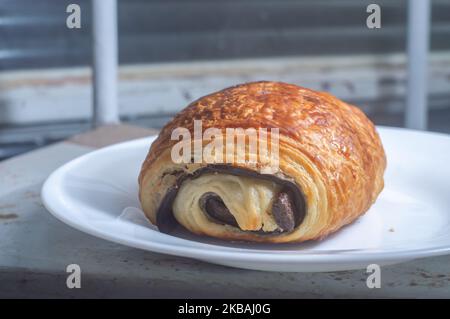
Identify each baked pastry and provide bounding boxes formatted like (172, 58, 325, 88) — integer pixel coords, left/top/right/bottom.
(138, 81, 386, 243)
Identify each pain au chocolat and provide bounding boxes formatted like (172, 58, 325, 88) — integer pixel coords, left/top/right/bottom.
(138, 81, 386, 243)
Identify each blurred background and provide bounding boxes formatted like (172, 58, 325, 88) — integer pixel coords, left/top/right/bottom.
(1, 0, 449, 160)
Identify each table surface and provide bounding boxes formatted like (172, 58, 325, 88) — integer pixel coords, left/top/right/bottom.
(1, 124, 449, 298)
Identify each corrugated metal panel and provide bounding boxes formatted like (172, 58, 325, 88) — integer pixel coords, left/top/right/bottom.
(1, 0, 450, 71)
(1, 0, 450, 160)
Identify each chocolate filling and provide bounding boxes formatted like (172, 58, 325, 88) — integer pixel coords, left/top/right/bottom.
(156, 164, 306, 234)
(199, 191, 296, 232)
(272, 192, 295, 231)
(199, 192, 239, 227)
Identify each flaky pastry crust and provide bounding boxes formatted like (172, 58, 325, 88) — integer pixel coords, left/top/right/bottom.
(138, 81, 386, 243)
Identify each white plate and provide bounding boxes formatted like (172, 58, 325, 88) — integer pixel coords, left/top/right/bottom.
(41, 127, 450, 272)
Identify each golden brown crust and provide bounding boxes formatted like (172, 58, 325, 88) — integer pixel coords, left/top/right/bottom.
(138, 81, 386, 243)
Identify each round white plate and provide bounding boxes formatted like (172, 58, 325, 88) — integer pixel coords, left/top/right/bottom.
(41, 127, 450, 272)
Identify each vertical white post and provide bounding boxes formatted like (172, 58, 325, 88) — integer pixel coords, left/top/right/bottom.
(92, 0, 119, 126)
(405, 0, 431, 130)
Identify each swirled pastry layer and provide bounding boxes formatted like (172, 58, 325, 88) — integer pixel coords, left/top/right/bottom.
(138, 81, 386, 243)
(174, 174, 280, 232)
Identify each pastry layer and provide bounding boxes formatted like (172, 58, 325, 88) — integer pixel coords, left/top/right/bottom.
(173, 173, 281, 232)
(155, 164, 307, 237)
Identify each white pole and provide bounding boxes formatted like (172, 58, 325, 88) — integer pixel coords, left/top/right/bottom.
(92, 0, 119, 126)
(405, 0, 431, 130)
